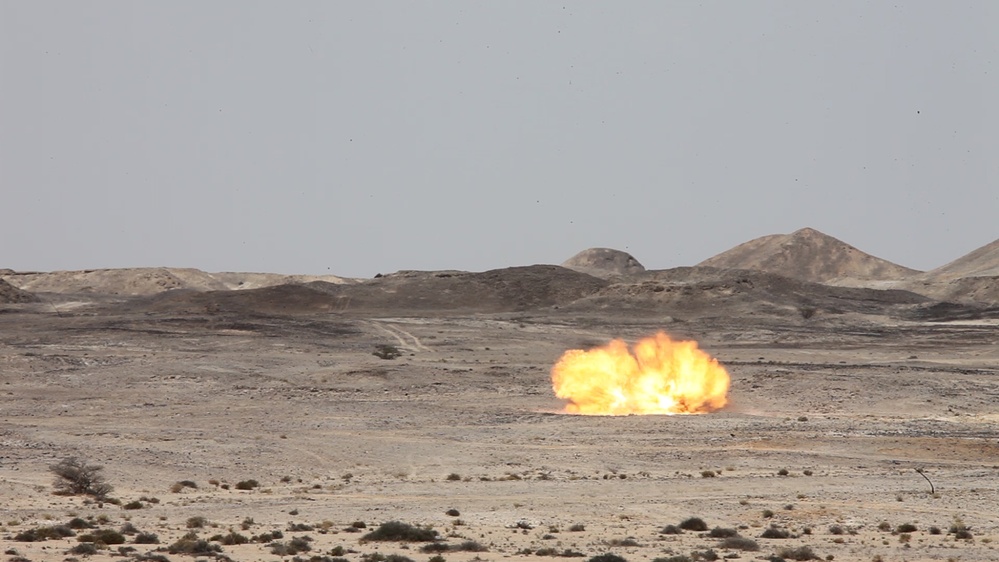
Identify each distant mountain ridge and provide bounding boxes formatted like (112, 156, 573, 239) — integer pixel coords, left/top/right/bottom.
(697, 227, 920, 284)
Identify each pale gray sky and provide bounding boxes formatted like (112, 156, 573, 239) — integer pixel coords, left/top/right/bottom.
(2, 2, 996, 277)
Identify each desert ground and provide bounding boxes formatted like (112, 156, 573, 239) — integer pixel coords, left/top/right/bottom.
(2, 230, 998, 562)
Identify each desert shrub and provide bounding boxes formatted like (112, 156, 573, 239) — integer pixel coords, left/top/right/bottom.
(678, 517, 708, 532)
(446, 509, 460, 516)
(950, 519, 973, 540)
(777, 545, 819, 560)
(420, 543, 450, 553)
(123, 501, 144, 510)
(120, 522, 139, 535)
(660, 525, 682, 535)
(217, 532, 248, 545)
(446, 473, 462, 481)
(14, 525, 75, 542)
(652, 557, 692, 562)
(719, 536, 759, 551)
(762, 509, 775, 518)
(691, 550, 719, 561)
(78, 529, 125, 544)
(362, 521, 438, 542)
(351, 521, 367, 529)
(67, 518, 94, 530)
(760, 526, 791, 539)
(569, 523, 586, 532)
(384, 556, 415, 562)
(700, 471, 716, 478)
(560, 550, 586, 557)
(928, 526, 942, 535)
(185, 516, 207, 529)
(235, 479, 259, 490)
(134, 532, 159, 544)
(777, 469, 789, 476)
(167, 536, 221, 555)
(877, 521, 891, 532)
(68, 543, 99, 555)
(253, 530, 284, 542)
(288, 522, 314, 532)
(50, 457, 113, 499)
(607, 538, 640, 547)
(134, 554, 170, 562)
(373, 344, 402, 360)
(588, 555, 628, 562)
(828, 525, 844, 535)
(896, 523, 917, 533)
(708, 527, 738, 538)
(454, 540, 487, 552)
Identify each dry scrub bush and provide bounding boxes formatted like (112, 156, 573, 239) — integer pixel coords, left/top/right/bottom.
(361, 521, 438, 542)
(50, 457, 113, 499)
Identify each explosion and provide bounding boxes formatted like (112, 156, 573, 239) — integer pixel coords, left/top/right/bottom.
(551, 332, 730, 415)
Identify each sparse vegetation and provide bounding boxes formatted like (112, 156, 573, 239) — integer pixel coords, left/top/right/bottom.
(708, 527, 738, 538)
(777, 545, 819, 560)
(50, 457, 113, 499)
(760, 526, 791, 539)
(361, 521, 438, 542)
(949, 518, 973, 540)
(134, 532, 159, 544)
(167, 534, 222, 555)
(719, 536, 759, 551)
(896, 523, 917, 533)
(678, 517, 708, 531)
(185, 516, 207, 529)
(68, 543, 98, 556)
(77, 529, 125, 544)
(660, 525, 682, 535)
(569, 523, 586, 532)
(14, 525, 75, 542)
(234, 479, 259, 490)
(588, 554, 628, 562)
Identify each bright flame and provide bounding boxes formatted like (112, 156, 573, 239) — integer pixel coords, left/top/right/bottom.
(551, 332, 730, 415)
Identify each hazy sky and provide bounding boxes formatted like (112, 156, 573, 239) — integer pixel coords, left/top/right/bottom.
(2, 2, 996, 277)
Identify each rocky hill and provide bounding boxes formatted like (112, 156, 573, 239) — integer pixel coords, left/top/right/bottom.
(698, 228, 920, 284)
(561, 248, 645, 279)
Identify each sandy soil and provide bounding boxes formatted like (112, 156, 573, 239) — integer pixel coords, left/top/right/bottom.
(2, 290, 998, 562)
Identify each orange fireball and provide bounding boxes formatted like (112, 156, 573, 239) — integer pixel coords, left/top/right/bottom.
(551, 332, 730, 415)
